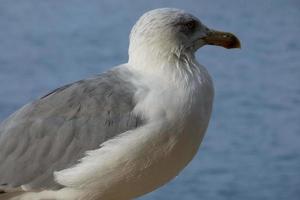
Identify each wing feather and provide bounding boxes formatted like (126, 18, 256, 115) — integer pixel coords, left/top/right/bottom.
(0, 67, 144, 191)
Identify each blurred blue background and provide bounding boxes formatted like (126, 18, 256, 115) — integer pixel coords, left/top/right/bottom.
(0, 0, 299, 199)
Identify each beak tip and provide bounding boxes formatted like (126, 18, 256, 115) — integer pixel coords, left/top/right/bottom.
(227, 37, 241, 49)
(235, 39, 241, 49)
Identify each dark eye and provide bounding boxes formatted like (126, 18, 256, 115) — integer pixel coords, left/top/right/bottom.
(184, 20, 196, 30)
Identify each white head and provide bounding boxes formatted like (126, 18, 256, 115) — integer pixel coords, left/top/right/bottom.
(128, 8, 240, 67)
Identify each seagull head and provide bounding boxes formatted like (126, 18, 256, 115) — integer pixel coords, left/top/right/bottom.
(128, 8, 240, 65)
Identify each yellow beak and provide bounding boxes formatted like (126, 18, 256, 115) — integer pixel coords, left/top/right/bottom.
(202, 30, 241, 49)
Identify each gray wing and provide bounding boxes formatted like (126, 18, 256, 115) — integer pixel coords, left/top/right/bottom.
(0, 67, 144, 191)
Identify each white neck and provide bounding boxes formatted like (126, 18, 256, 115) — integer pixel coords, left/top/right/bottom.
(128, 47, 203, 90)
(130, 40, 199, 74)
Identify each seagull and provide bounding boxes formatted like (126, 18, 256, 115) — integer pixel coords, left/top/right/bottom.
(0, 8, 240, 200)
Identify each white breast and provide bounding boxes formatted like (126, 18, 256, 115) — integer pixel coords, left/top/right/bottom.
(108, 62, 215, 199)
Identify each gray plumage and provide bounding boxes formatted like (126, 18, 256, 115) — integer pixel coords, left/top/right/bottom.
(0, 67, 144, 191)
